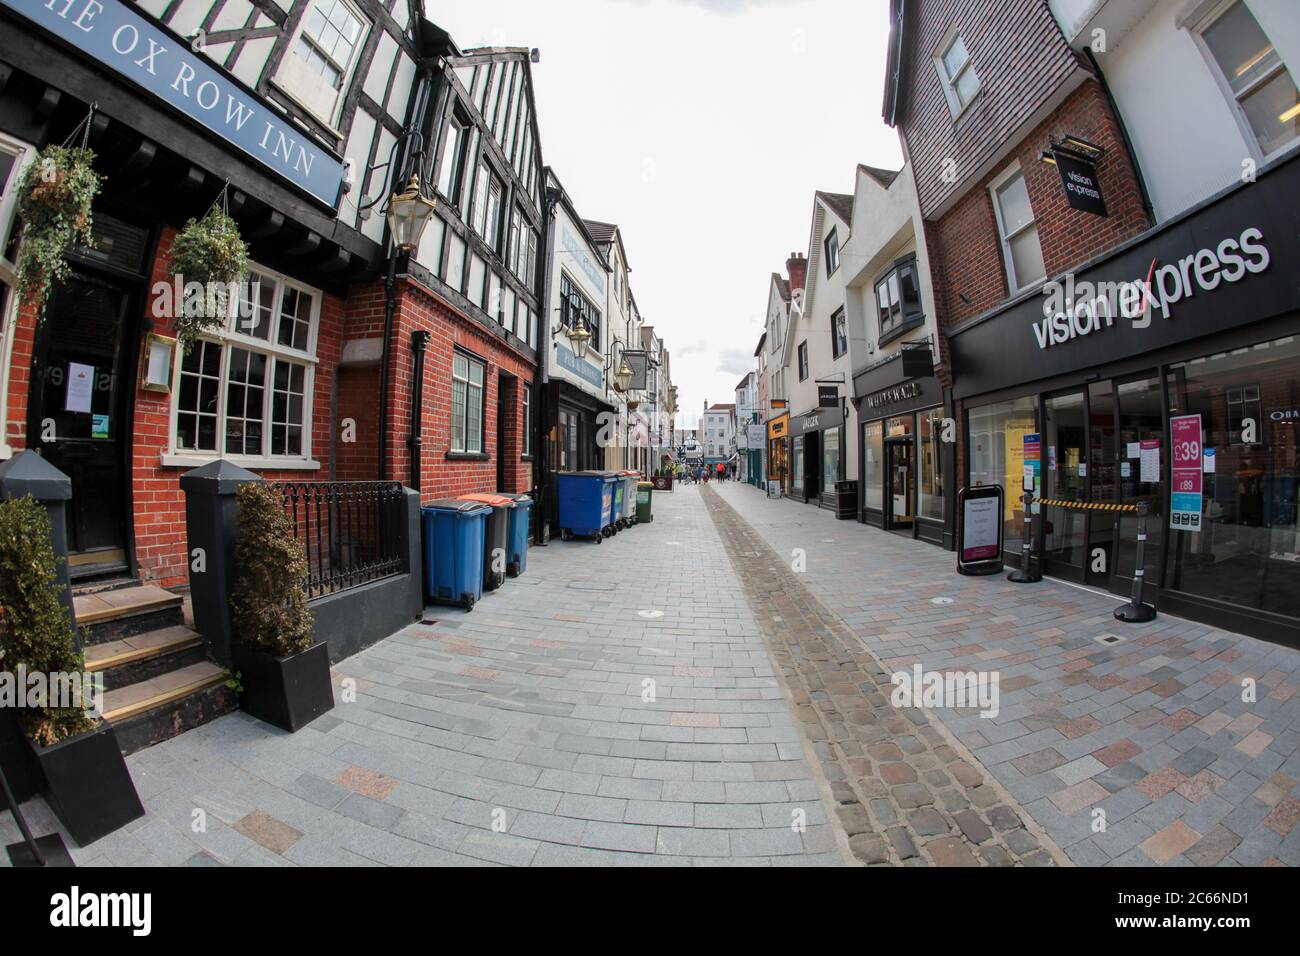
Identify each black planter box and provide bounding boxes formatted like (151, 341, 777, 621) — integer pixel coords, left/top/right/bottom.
(29, 720, 144, 846)
(0, 707, 44, 806)
(233, 641, 334, 733)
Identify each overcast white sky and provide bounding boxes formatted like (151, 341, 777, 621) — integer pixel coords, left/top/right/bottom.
(424, 0, 902, 429)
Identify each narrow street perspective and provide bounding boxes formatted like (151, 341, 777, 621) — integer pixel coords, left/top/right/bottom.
(0, 0, 1297, 931)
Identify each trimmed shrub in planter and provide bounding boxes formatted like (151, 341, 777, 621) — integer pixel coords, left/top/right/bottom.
(230, 484, 333, 732)
(0, 496, 142, 845)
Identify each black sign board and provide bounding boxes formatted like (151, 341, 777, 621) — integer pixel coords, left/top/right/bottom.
(817, 384, 839, 408)
(956, 485, 1004, 576)
(1053, 150, 1107, 217)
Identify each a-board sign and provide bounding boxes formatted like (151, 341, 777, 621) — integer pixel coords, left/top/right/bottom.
(957, 485, 1004, 576)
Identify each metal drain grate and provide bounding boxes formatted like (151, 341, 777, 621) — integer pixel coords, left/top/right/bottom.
(1094, 633, 1126, 646)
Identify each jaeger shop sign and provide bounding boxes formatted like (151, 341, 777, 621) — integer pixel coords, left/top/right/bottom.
(948, 155, 1300, 400)
(2, 0, 346, 207)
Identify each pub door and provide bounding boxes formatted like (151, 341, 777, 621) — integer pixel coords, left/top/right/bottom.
(27, 270, 137, 578)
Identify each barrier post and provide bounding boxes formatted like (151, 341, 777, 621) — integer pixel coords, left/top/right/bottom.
(1114, 500, 1158, 623)
(1007, 490, 1042, 583)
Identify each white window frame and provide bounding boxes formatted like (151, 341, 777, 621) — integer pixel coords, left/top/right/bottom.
(163, 262, 321, 470)
(933, 26, 981, 120)
(988, 162, 1046, 294)
(450, 349, 486, 455)
(824, 228, 840, 276)
(1188, 0, 1300, 164)
(0, 133, 35, 460)
(272, 0, 371, 132)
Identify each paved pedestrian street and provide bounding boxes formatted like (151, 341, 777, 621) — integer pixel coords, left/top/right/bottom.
(7, 482, 1297, 867)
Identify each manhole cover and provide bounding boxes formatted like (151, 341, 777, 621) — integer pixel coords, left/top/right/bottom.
(638, 610, 664, 619)
(1094, 633, 1126, 646)
(930, 597, 955, 605)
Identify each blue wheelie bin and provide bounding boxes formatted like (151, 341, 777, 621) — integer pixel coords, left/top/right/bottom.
(499, 492, 533, 577)
(556, 471, 615, 543)
(422, 498, 491, 609)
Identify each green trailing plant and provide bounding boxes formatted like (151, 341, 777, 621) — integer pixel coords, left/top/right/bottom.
(230, 483, 314, 658)
(14, 145, 102, 321)
(0, 496, 96, 746)
(169, 205, 249, 353)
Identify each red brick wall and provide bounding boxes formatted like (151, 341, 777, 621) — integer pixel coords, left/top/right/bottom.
(900, 0, 1082, 218)
(383, 277, 535, 502)
(928, 80, 1151, 328)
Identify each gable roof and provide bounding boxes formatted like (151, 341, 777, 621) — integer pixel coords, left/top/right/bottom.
(858, 164, 902, 188)
(816, 191, 854, 224)
(583, 219, 618, 244)
(773, 273, 790, 302)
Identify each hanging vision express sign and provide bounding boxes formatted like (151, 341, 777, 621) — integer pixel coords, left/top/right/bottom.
(1053, 150, 1106, 217)
(2, 0, 346, 207)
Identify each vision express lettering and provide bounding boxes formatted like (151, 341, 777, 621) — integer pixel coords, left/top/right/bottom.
(1033, 226, 1269, 350)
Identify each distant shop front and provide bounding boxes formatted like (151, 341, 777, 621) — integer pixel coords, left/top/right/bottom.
(949, 152, 1300, 647)
(853, 343, 953, 548)
(787, 404, 846, 507)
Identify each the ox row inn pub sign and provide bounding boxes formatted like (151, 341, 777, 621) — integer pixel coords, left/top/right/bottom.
(3, 0, 347, 207)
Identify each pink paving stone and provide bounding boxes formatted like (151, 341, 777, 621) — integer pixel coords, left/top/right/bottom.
(1139, 821, 1201, 865)
(532, 639, 566, 649)
(462, 665, 502, 682)
(1058, 715, 1103, 739)
(950, 644, 984, 657)
(334, 766, 398, 801)
(1137, 767, 1188, 801)
(1262, 798, 1300, 837)
(1034, 636, 1065, 647)
(1270, 684, 1297, 702)
(1204, 670, 1234, 688)
(1121, 676, 1156, 694)
(1002, 652, 1038, 666)
(1220, 649, 1244, 662)
(1191, 647, 1218, 661)
(553, 614, 587, 623)
(1050, 780, 1109, 816)
(1116, 653, 1144, 667)
(1036, 628, 1065, 639)
(233, 810, 303, 855)
(1063, 647, 1095, 661)
(1093, 739, 1142, 767)
(673, 665, 716, 677)
(1061, 659, 1092, 674)
(448, 643, 484, 656)
(1236, 729, 1274, 758)
(670, 712, 720, 728)
(1160, 709, 1201, 732)
(1087, 674, 1126, 692)
(1227, 713, 1264, 735)
(1253, 774, 1295, 807)
(1175, 770, 1226, 804)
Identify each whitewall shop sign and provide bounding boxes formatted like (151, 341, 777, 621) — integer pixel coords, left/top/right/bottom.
(2, 0, 347, 206)
(1033, 226, 1269, 351)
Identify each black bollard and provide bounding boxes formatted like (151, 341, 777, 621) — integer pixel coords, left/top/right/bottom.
(1007, 490, 1042, 583)
(1114, 500, 1158, 623)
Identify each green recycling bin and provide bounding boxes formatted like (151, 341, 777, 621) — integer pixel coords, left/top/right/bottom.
(635, 481, 654, 523)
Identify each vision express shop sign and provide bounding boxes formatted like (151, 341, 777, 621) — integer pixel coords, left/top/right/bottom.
(2, 0, 346, 207)
(948, 156, 1300, 399)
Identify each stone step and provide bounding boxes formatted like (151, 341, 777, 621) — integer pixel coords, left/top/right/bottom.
(102, 660, 237, 756)
(84, 625, 206, 691)
(74, 584, 185, 644)
(102, 661, 229, 722)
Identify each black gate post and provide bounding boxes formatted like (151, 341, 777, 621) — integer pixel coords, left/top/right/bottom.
(180, 459, 263, 666)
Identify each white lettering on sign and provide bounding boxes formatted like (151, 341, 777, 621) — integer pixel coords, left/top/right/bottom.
(1035, 226, 1268, 350)
(866, 380, 920, 409)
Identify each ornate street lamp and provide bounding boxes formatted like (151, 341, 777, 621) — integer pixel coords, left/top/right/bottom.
(614, 357, 633, 392)
(386, 175, 437, 252)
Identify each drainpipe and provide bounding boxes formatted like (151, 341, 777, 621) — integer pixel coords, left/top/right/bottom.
(1084, 47, 1155, 225)
(408, 330, 430, 491)
(534, 187, 561, 544)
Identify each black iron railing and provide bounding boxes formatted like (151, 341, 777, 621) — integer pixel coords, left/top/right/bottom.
(273, 481, 405, 598)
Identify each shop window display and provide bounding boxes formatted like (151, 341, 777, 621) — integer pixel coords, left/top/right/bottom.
(1164, 336, 1300, 618)
(967, 397, 1037, 553)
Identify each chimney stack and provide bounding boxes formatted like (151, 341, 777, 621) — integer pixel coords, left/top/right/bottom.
(786, 252, 807, 294)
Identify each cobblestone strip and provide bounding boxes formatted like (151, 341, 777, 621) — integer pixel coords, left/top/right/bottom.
(703, 484, 1069, 867)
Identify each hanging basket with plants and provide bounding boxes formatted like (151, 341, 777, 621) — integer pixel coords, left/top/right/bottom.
(169, 191, 250, 353)
(13, 144, 102, 321)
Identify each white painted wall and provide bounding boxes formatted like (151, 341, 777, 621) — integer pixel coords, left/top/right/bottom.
(1053, 0, 1300, 222)
(548, 195, 609, 405)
